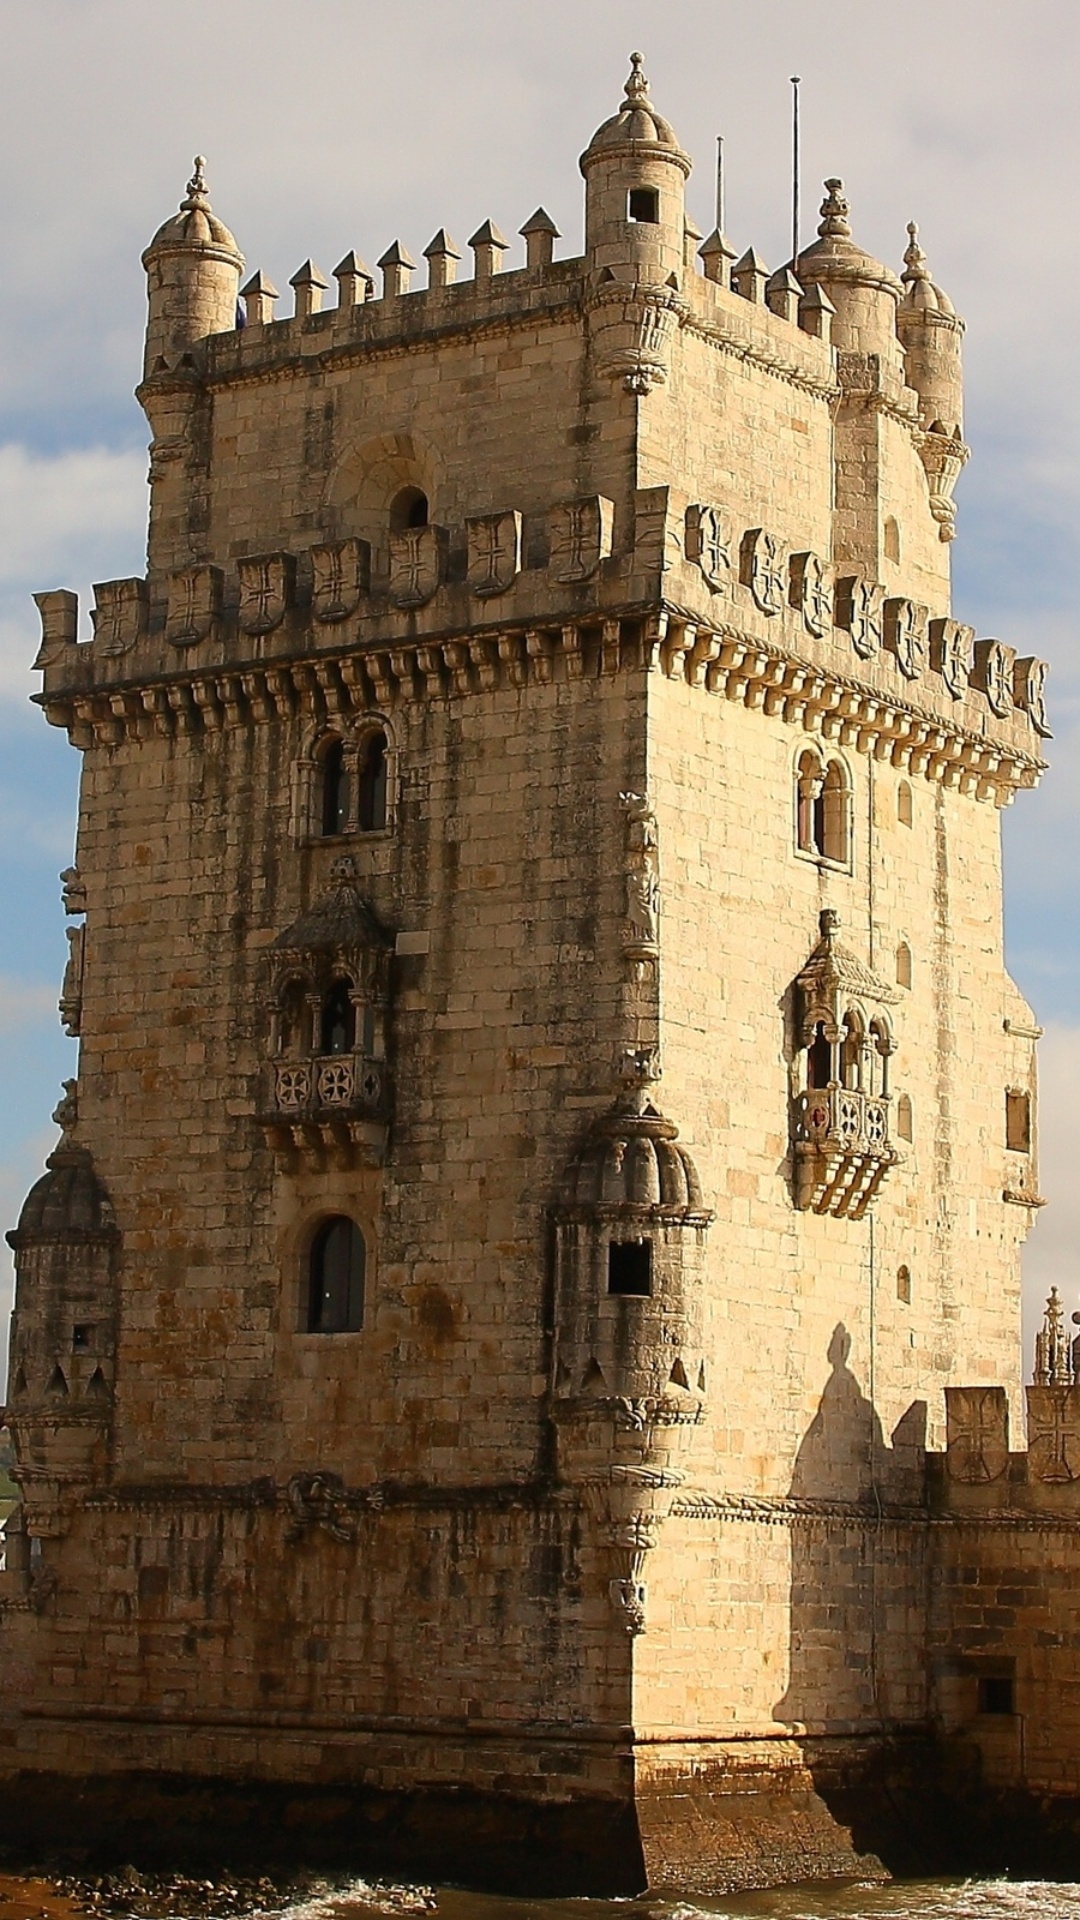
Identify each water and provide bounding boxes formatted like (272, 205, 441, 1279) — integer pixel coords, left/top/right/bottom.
(278, 1880, 1080, 1920)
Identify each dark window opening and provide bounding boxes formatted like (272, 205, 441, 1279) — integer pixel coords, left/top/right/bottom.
(977, 1675, 1014, 1716)
(320, 980, 356, 1056)
(1006, 1089, 1031, 1153)
(390, 486, 429, 532)
(307, 1216, 365, 1333)
(608, 1239, 652, 1296)
(320, 739, 349, 836)
(72, 1325, 92, 1350)
(808, 1023, 833, 1089)
(628, 187, 659, 224)
(840, 1015, 863, 1091)
(897, 1265, 912, 1305)
(361, 1004, 377, 1055)
(357, 730, 388, 832)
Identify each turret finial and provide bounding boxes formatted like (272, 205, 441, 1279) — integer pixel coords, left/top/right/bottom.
(817, 178, 851, 240)
(902, 220, 930, 284)
(625, 50, 649, 103)
(181, 155, 211, 214)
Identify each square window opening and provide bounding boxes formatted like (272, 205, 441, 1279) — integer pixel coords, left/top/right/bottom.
(628, 188, 659, 224)
(608, 1239, 652, 1296)
(977, 1675, 1014, 1716)
(71, 1324, 92, 1350)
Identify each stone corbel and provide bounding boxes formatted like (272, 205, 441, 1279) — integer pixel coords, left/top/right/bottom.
(917, 426, 970, 542)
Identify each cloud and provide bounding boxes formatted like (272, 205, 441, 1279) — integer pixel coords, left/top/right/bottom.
(1022, 1022, 1080, 1371)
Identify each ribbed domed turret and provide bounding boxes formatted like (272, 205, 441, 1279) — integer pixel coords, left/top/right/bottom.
(581, 52, 686, 162)
(567, 1096, 708, 1219)
(9, 1146, 115, 1244)
(580, 55, 691, 287)
(797, 179, 902, 360)
(141, 157, 244, 377)
(896, 221, 965, 439)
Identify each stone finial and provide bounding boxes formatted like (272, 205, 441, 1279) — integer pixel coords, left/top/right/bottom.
(766, 266, 803, 323)
(520, 207, 560, 270)
(732, 247, 768, 305)
(469, 220, 510, 281)
(423, 229, 462, 289)
(239, 270, 279, 326)
(333, 250, 374, 306)
(625, 50, 650, 104)
(378, 241, 415, 299)
(699, 228, 737, 287)
(1034, 1287, 1073, 1387)
(289, 259, 329, 318)
(798, 279, 836, 343)
(817, 178, 852, 240)
(902, 220, 930, 285)
(819, 907, 841, 941)
(181, 155, 211, 214)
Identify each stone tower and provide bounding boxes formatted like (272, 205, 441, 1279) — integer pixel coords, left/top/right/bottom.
(0, 60, 1060, 1892)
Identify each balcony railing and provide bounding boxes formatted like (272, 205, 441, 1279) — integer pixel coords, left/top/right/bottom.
(259, 1051, 388, 1166)
(794, 1085, 896, 1217)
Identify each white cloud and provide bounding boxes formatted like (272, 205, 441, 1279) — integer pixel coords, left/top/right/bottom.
(1021, 1022, 1080, 1367)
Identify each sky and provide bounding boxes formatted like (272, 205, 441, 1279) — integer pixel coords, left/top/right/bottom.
(0, 0, 1076, 1379)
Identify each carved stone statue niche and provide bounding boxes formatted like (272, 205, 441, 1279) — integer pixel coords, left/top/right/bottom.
(259, 856, 393, 1168)
(791, 909, 900, 1217)
(550, 1092, 713, 1635)
(3, 1082, 121, 1542)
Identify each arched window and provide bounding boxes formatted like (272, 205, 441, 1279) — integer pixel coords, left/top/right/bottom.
(807, 1022, 833, 1089)
(898, 780, 914, 828)
(320, 979, 356, 1056)
(320, 738, 349, 837)
(884, 515, 901, 564)
(307, 1216, 365, 1333)
(795, 751, 850, 865)
(278, 977, 311, 1057)
(357, 729, 388, 832)
(897, 1093, 913, 1141)
(869, 1017, 892, 1097)
(896, 941, 913, 990)
(390, 486, 429, 532)
(840, 1012, 864, 1091)
(897, 1264, 912, 1304)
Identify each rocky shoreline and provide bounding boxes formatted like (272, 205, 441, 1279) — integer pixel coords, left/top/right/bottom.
(0, 1874, 438, 1920)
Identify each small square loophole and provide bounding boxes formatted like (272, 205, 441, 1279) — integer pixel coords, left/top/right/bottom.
(608, 1240, 652, 1297)
(977, 1675, 1014, 1716)
(628, 188, 659, 224)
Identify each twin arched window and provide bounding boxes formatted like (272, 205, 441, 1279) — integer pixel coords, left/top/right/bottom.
(308, 1216, 365, 1333)
(807, 1011, 892, 1094)
(795, 750, 851, 866)
(317, 728, 389, 839)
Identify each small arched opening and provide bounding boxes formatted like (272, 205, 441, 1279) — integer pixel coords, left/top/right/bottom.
(320, 737, 349, 837)
(807, 1022, 833, 1089)
(390, 486, 429, 533)
(357, 729, 389, 832)
(896, 941, 913, 990)
(320, 979, 356, 1057)
(840, 1011, 864, 1091)
(307, 1216, 366, 1333)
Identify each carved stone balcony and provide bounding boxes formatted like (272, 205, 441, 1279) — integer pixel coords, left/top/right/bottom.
(793, 1084, 898, 1218)
(258, 1051, 388, 1166)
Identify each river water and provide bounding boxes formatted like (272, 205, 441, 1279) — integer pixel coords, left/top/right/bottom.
(286, 1879, 1080, 1920)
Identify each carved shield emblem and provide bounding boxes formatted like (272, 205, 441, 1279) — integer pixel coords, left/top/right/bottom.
(390, 524, 446, 608)
(238, 553, 294, 635)
(550, 496, 615, 584)
(929, 618, 973, 699)
(467, 511, 522, 597)
(685, 504, 732, 592)
(972, 638, 1016, 719)
(740, 528, 786, 616)
(789, 551, 832, 638)
(883, 597, 928, 680)
(944, 1386, 1009, 1484)
(1013, 656, 1051, 738)
(836, 576, 885, 659)
(93, 577, 148, 658)
(310, 539, 370, 623)
(167, 565, 223, 648)
(1026, 1386, 1080, 1484)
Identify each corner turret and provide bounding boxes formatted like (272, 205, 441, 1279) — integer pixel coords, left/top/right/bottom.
(896, 221, 965, 437)
(580, 53, 691, 283)
(141, 157, 244, 378)
(797, 178, 902, 364)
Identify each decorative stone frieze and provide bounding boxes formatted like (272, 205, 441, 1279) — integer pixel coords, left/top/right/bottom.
(740, 527, 786, 616)
(928, 617, 973, 699)
(788, 550, 832, 637)
(685, 504, 732, 592)
(389, 524, 446, 608)
(1014, 655, 1051, 737)
(971, 638, 1016, 720)
(549, 495, 614, 583)
(92, 577, 148, 658)
(835, 575, 885, 660)
(166, 564, 223, 648)
(466, 510, 522, 596)
(237, 552, 295, 634)
(311, 538, 370, 622)
(883, 596, 927, 680)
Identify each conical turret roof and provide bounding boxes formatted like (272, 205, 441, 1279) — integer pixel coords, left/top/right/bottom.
(581, 53, 690, 173)
(898, 221, 958, 319)
(144, 157, 242, 262)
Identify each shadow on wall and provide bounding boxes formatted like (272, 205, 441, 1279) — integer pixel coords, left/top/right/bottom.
(773, 1324, 927, 1731)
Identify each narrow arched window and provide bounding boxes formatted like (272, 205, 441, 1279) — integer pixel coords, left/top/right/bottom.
(884, 516, 901, 564)
(821, 761, 849, 864)
(896, 941, 913, 990)
(796, 750, 823, 854)
(357, 730, 388, 832)
(308, 1216, 365, 1333)
(897, 1264, 912, 1304)
(320, 979, 355, 1056)
(898, 780, 914, 828)
(390, 486, 428, 532)
(897, 1093, 913, 1141)
(320, 738, 349, 837)
(870, 1018, 892, 1097)
(279, 978, 310, 1057)
(808, 1022, 833, 1089)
